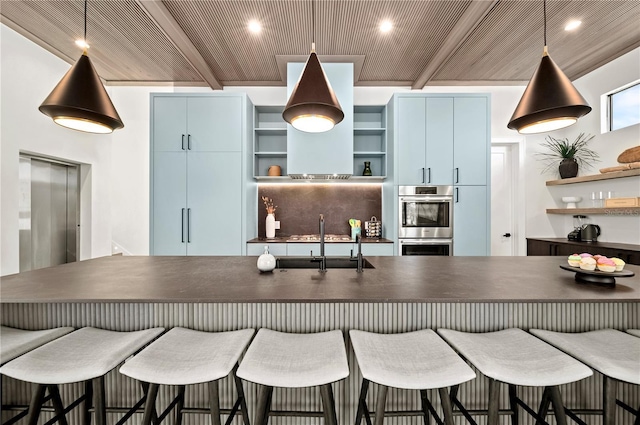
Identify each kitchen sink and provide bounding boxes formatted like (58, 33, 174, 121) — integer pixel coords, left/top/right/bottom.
(276, 256, 374, 269)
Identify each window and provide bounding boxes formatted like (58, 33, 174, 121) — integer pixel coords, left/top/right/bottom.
(608, 82, 640, 131)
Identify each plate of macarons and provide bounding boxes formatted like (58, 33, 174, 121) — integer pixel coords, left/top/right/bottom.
(560, 253, 634, 286)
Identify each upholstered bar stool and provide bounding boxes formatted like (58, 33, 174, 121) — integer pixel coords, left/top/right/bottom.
(1, 326, 75, 425)
(119, 327, 255, 425)
(236, 329, 349, 425)
(1, 326, 75, 365)
(530, 329, 640, 425)
(0, 327, 164, 425)
(627, 329, 640, 338)
(350, 329, 476, 425)
(438, 328, 593, 425)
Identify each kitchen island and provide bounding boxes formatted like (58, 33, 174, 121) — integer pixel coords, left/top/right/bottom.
(2, 256, 639, 424)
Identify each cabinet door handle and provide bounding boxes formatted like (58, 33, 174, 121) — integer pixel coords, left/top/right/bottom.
(421, 168, 425, 184)
(455, 187, 459, 203)
(181, 134, 185, 150)
(455, 168, 459, 183)
(427, 168, 431, 183)
(187, 208, 191, 243)
(181, 208, 185, 243)
(187, 134, 192, 150)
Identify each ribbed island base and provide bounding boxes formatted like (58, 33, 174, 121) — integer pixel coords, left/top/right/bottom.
(1, 256, 639, 424)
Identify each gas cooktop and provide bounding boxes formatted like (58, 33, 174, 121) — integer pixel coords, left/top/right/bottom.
(287, 234, 352, 242)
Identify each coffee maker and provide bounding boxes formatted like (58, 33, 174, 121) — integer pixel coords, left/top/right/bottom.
(568, 215, 587, 241)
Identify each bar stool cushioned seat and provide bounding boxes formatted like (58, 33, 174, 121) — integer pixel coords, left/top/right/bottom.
(0, 326, 164, 425)
(438, 328, 592, 425)
(237, 329, 349, 425)
(119, 327, 255, 425)
(626, 329, 640, 338)
(237, 329, 349, 388)
(530, 329, 640, 425)
(0, 326, 74, 365)
(350, 329, 476, 425)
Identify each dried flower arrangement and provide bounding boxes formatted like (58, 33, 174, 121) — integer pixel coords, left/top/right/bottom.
(261, 196, 277, 215)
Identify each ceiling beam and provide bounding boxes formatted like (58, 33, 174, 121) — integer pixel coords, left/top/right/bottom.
(136, 0, 222, 90)
(412, 0, 499, 89)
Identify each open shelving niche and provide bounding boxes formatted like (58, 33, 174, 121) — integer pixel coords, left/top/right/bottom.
(545, 168, 640, 215)
(253, 105, 387, 180)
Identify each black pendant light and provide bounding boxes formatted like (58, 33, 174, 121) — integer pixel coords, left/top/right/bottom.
(508, 0, 591, 134)
(39, 0, 124, 134)
(282, 0, 343, 133)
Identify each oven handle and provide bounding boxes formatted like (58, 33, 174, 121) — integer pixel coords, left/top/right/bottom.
(399, 239, 453, 246)
(399, 196, 453, 202)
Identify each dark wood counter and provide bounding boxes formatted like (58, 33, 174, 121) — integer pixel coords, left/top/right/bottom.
(1, 255, 638, 303)
(527, 238, 640, 265)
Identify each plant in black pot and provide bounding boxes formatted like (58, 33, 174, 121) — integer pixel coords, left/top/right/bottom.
(537, 133, 599, 179)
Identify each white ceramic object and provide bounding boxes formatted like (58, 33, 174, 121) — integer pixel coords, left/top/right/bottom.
(562, 196, 582, 209)
(257, 246, 276, 272)
(265, 213, 276, 238)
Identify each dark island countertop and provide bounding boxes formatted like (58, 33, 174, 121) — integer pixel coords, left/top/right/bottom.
(526, 237, 640, 252)
(1, 256, 638, 303)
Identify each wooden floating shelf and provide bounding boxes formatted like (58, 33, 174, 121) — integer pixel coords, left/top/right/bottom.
(546, 168, 640, 186)
(546, 207, 640, 215)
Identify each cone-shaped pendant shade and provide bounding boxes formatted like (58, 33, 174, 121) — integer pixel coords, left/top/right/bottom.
(508, 49, 591, 134)
(39, 53, 124, 134)
(282, 52, 344, 133)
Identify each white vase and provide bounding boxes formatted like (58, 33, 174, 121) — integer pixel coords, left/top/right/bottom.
(265, 213, 276, 238)
(257, 246, 276, 272)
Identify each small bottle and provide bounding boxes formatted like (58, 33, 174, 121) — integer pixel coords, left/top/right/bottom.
(362, 161, 372, 176)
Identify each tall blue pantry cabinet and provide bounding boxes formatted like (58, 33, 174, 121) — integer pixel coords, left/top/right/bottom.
(390, 93, 491, 255)
(150, 93, 252, 255)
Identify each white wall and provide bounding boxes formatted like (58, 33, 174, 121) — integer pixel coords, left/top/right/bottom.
(524, 48, 640, 244)
(1, 25, 114, 275)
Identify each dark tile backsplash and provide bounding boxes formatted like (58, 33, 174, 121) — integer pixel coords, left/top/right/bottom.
(258, 185, 382, 237)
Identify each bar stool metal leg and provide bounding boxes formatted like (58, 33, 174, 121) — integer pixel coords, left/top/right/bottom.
(254, 385, 273, 425)
(175, 385, 186, 425)
(93, 376, 106, 425)
(320, 384, 338, 425)
(233, 367, 251, 425)
(487, 378, 500, 425)
(603, 376, 617, 425)
(438, 388, 454, 425)
(355, 379, 370, 425)
(373, 385, 388, 425)
(508, 384, 518, 425)
(419, 389, 431, 425)
(27, 384, 47, 425)
(48, 385, 69, 425)
(142, 383, 159, 425)
(83, 380, 93, 425)
(549, 386, 568, 425)
(208, 380, 222, 425)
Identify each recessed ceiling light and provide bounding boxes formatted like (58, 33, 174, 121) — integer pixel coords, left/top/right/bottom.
(379, 20, 393, 33)
(564, 20, 582, 31)
(248, 20, 262, 34)
(75, 39, 90, 49)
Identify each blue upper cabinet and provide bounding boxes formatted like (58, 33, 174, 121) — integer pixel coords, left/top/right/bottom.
(286, 63, 354, 176)
(393, 94, 489, 186)
(396, 96, 426, 185)
(152, 96, 187, 152)
(152, 95, 243, 153)
(453, 96, 489, 185)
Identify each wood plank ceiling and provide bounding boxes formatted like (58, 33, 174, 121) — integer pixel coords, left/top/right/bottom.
(2, 0, 639, 88)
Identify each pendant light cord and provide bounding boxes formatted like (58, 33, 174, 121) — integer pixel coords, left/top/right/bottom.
(84, 0, 87, 42)
(311, 0, 316, 52)
(543, 0, 547, 46)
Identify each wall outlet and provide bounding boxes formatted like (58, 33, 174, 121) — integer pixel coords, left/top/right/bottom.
(275, 221, 281, 230)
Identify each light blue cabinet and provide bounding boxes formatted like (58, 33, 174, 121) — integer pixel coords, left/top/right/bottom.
(453, 97, 489, 185)
(394, 94, 488, 186)
(453, 186, 489, 256)
(247, 243, 287, 257)
(151, 94, 247, 256)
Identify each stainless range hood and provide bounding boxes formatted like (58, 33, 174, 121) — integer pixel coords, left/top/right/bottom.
(286, 62, 354, 179)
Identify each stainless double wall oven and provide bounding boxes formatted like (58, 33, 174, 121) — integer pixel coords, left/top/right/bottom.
(398, 186, 453, 256)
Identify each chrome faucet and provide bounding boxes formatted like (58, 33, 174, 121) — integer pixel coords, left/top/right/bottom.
(351, 233, 364, 273)
(311, 214, 327, 272)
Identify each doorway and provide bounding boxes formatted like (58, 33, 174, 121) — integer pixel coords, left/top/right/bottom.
(491, 143, 521, 256)
(19, 155, 79, 272)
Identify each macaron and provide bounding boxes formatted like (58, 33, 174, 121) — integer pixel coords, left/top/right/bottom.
(579, 253, 593, 258)
(592, 254, 604, 261)
(567, 254, 581, 267)
(610, 258, 625, 272)
(596, 257, 616, 273)
(579, 257, 596, 271)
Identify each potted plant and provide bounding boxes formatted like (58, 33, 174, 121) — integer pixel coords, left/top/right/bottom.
(537, 133, 599, 178)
